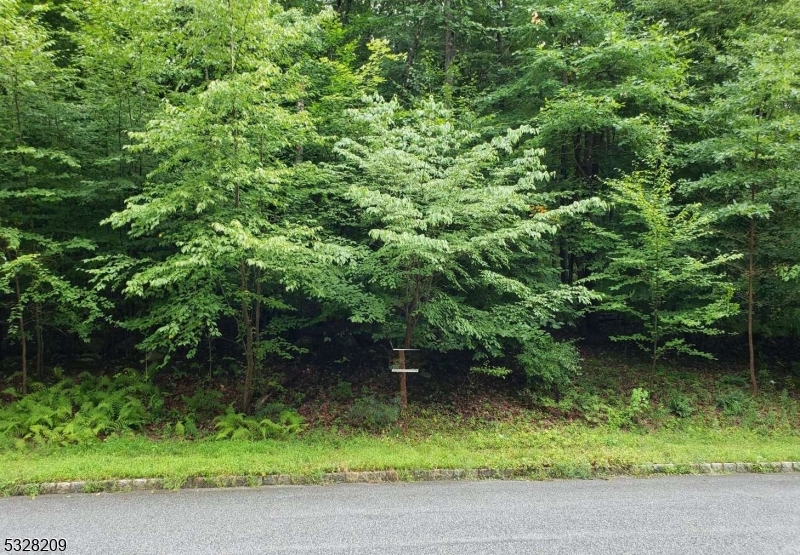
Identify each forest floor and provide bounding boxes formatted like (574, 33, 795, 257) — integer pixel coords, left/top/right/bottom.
(1, 349, 799, 493)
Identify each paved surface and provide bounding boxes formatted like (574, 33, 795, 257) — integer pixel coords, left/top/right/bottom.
(2, 474, 799, 554)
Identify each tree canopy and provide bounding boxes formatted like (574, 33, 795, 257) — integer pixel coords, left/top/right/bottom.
(1, 0, 798, 407)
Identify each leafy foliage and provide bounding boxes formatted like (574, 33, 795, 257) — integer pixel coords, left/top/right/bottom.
(1, 0, 799, 420)
(666, 391, 695, 419)
(592, 162, 740, 366)
(212, 407, 304, 440)
(0, 372, 162, 447)
(334, 96, 602, 374)
(345, 395, 400, 431)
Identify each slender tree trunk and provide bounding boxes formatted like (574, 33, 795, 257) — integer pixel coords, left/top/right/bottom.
(748, 217, 758, 395)
(117, 96, 124, 175)
(443, 0, 455, 86)
(228, 0, 236, 73)
(240, 261, 256, 413)
(398, 348, 408, 411)
(495, 0, 507, 60)
(12, 69, 23, 143)
(207, 329, 213, 381)
(568, 253, 575, 286)
(35, 302, 43, 377)
(748, 138, 759, 396)
(400, 318, 415, 412)
(233, 147, 254, 410)
(652, 224, 661, 372)
(15, 276, 27, 395)
(652, 311, 659, 372)
(226, 6, 253, 408)
(559, 242, 569, 284)
(12, 68, 29, 188)
(403, 21, 424, 89)
(400, 276, 421, 411)
(254, 269, 261, 376)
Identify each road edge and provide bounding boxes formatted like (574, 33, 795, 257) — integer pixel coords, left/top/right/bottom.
(5, 461, 800, 497)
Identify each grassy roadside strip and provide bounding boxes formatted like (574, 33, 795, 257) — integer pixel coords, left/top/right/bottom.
(2, 424, 799, 495)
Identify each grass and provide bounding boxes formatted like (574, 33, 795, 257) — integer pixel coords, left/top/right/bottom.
(2, 421, 799, 492)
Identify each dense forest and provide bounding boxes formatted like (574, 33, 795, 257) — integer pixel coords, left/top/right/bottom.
(1, 0, 799, 435)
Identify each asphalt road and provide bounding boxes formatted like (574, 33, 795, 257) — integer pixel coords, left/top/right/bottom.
(2, 474, 799, 555)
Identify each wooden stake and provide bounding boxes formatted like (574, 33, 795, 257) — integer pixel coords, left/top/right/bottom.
(399, 349, 407, 410)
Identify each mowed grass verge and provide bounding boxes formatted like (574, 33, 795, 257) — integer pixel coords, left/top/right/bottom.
(2, 423, 799, 491)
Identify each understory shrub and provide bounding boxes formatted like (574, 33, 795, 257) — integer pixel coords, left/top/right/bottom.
(346, 395, 400, 431)
(181, 389, 224, 421)
(716, 389, 752, 417)
(666, 391, 694, 418)
(606, 388, 650, 429)
(538, 386, 650, 429)
(518, 333, 581, 395)
(162, 417, 200, 440)
(330, 380, 354, 402)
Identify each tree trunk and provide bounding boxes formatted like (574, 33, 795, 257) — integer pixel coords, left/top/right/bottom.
(15, 276, 27, 395)
(568, 253, 576, 286)
(240, 261, 256, 413)
(398, 349, 408, 411)
(495, 0, 507, 60)
(400, 318, 415, 411)
(559, 242, 569, 284)
(652, 311, 659, 373)
(35, 302, 43, 377)
(227, 0, 236, 73)
(747, 135, 759, 396)
(748, 217, 758, 395)
(207, 329, 213, 381)
(400, 277, 420, 411)
(443, 0, 455, 86)
(254, 269, 261, 378)
(402, 21, 424, 89)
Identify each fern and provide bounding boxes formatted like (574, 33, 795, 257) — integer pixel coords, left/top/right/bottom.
(212, 407, 304, 441)
(0, 371, 162, 446)
(213, 409, 251, 440)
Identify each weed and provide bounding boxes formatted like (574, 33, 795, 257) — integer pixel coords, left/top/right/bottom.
(606, 388, 650, 429)
(331, 380, 354, 402)
(346, 396, 400, 431)
(181, 389, 223, 420)
(718, 374, 749, 388)
(163, 476, 187, 490)
(549, 462, 592, 479)
(666, 391, 694, 418)
(80, 481, 104, 494)
(716, 389, 751, 417)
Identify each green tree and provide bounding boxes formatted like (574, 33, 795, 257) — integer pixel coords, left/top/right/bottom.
(678, 6, 800, 392)
(487, 0, 691, 297)
(593, 161, 740, 369)
(0, 0, 105, 392)
(101, 0, 352, 411)
(334, 96, 602, 399)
